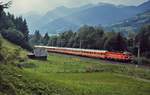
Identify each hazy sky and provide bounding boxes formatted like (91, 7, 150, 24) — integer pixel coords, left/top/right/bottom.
(2, 0, 148, 15)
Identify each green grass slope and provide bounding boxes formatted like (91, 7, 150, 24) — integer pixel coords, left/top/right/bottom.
(0, 35, 27, 64)
(0, 36, 150, 95)
(24, 53, 150, 95)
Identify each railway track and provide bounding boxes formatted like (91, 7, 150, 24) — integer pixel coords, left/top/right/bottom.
(49, 52, 131, 64)
(49, 52, 150, 70)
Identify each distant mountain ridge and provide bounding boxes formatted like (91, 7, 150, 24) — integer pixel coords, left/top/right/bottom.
(105, 10, 150, 33)
(26, 4, 95, 33)
(26, 0, 150, 34)
(137, 0, 150, 11)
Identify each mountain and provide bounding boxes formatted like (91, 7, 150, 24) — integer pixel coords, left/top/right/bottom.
(105, 10, 150, 33)
(24, 12, 42, 32)
(36, 6, 72, 28)
(27, 1, 150, 34)
(27, 4, 94, 33)
(138, 0, 150, 11)
(42, 4, 94, 23)
(40, 4, 140, 34)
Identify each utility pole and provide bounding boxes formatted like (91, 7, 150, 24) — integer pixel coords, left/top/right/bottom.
(80, 40, 82, 49)
(56, 40, 59, 47)
(51, 40, 53, 46)
(60, 40, 62, 47)
(60, 40, 66, 47)
(137, 42, 140, 65)
(79, 40, 87, 49)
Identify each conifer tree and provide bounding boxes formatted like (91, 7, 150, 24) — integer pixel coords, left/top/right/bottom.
(43, 33, 49, 45)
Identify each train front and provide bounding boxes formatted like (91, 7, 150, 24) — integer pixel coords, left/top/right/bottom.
(123, 52, 134, 62)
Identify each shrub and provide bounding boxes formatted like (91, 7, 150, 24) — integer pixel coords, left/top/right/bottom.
(85, 66, 105, 73)
(17, 62, 37, 68)
(142, 52, 150, 58)
(132, 57, 150, 65)
(0, 38, 3, 62)
(1, 29, 32, 51)
(0, 78, 17, 95)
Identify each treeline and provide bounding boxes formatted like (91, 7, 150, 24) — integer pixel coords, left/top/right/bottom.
(0, 11, 32, 50)
(29, 30, 49, 46)
(30, 25, 150, 58)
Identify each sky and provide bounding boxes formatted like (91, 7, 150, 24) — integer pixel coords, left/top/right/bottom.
(1, 0, 148, 16)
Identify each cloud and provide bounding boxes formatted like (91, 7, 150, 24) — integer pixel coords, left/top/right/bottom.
(2, 0, 148, 15)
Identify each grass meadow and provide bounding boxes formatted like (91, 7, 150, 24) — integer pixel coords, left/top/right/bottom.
(0, 37, 150, 95)
(20, 53, 150, 95)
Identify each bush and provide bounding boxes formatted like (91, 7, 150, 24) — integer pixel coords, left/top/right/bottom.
(0, 38, 4, 62)
(17, 62, 37, 68)
(1, 29, 32, 51)
(0, 78, 17, 95)
(85, 65, 110, 73)
(142, 52, 150, 58)
(132, 57, 150, 65)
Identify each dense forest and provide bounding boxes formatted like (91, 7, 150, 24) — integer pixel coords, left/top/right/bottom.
(0, 2, 32, 51)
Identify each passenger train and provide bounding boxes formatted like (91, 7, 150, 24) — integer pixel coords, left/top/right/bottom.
(34, 46, 133, 62)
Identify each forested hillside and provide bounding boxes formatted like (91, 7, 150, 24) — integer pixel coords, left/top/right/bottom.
(0, 3, 32, 50)
(107, 10, 150, 33)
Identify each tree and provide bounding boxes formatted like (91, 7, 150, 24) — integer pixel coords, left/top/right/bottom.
(1, 28, 32, 50)
(77, 25, 95, 48)
(135, 25, 150, 58)
(0, 12, 15, 31)
(0, 37, 4, 62)
(14, 17, 29, 41)
(91, 27, 104, 49)
(43, 33, 49, 45)
(0, 1, 11, 17)
(59, 30, 74, 47)
(127, 31, 136, 47)
(75, 25, 105, 49)
(67, 32, 76, 47)
(22, 19, 29, 41)
(104, 32, 127, 51)
(29, 30, 42, 45)
(0, 1, 31, 51)
(48, 36, 58, 46)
